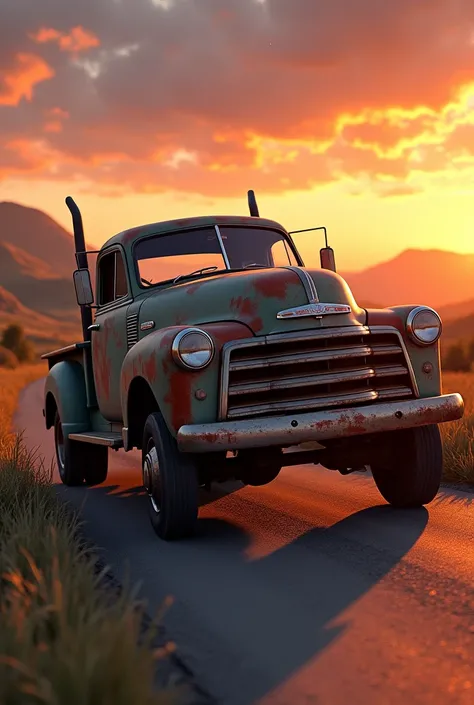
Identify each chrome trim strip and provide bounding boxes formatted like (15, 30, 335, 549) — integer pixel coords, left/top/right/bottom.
(94, 297, 133, 316)
(276, 302, 351, 319)
(281, 265, 319, 302)
(228, 364, 409, 396)
(367, 326, 420, 397)
(177, 394, 464, 452)
(214, 225, 231, 269)
(218, 325, 419, 420)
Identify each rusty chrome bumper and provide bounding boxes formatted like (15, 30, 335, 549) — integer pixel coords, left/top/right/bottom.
(176, 393, 464, 453)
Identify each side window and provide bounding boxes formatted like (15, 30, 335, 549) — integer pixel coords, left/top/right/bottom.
(98, 251, 128, 306)
(115, 255, 128, 298)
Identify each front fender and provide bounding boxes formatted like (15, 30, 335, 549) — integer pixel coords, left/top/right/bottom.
(44, 361, 90, 435)
(365, 306, 441, 397)
(121, 321, 253, 436)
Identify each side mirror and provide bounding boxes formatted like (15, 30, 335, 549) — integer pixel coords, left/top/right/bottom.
(73, 268, 94, 306)
(320, 247, 336, 272)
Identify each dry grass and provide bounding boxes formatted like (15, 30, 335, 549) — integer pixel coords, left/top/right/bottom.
(441, 372, 474, 484)
(0, 366, 178, 704)
(0, 363, 46, 448)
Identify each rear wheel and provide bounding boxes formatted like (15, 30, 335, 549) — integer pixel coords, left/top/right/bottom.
(370, 424, 443, 508)
(142, 411, 199, 540)
(54, 411, 108, 487)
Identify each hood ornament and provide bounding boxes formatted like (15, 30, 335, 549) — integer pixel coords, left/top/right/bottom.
(277, 302, 351, 319)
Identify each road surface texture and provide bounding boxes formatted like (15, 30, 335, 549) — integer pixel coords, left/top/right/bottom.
(15, 379, 474, 705)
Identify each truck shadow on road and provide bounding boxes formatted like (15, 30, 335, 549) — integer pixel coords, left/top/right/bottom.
(60, 471, 429, 705)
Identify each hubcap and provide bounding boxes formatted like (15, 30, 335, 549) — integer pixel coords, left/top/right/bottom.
(143, 444, 161, 514)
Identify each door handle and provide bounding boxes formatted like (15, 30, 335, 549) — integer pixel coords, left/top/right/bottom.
(88, 323, 100, 331)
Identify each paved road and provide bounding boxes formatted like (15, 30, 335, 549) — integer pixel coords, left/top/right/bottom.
(15, 379, 474, 705)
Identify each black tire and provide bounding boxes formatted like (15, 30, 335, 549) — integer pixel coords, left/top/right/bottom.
(370, 424, 443, 508)
(142, 411, 199, 540)
(54, 411, 108, 487)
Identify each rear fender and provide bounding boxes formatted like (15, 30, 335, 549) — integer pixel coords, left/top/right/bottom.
(44, 360, 91, 435)
(121, 321, 252, 436)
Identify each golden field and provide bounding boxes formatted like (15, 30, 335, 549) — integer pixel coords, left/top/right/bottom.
(0, 363, 46, 450)
(440, 372, 474, 484)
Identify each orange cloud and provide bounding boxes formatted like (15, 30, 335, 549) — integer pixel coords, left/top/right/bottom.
(2, 0, 474, 198)
(0, 53, 54, 106)
(31, 26, 99, 54)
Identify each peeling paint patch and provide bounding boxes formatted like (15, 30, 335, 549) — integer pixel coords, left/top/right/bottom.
(253, 268, 295, 300)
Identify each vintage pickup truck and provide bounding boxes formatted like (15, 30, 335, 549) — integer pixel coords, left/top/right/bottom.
(42, 191, 464, 540)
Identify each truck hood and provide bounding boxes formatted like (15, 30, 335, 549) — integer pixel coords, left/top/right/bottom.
(137, 267, 366, 337)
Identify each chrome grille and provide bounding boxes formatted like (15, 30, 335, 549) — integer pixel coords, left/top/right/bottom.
(219, 326, 417, 420)
(126, 312, 139, 350)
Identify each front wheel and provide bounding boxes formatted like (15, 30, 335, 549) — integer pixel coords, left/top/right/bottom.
(142, 411, 199, 541)
(370, 424, 443, 508)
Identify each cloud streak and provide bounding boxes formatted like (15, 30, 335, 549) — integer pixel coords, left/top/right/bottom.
(1, 0, 474, 196)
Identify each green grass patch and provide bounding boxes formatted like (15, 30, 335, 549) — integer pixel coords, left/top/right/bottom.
(0, 439, 176, 705)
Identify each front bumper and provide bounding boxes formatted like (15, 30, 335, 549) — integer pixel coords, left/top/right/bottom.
(176, 393, 464, 453)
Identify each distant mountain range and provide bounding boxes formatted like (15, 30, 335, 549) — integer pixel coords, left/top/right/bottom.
(0, 200, 473, 351)
(341, 248, 474, 310)
(0, 202, 90, 351)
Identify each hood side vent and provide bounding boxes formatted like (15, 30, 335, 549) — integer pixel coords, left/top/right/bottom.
(126, 312, 139, 350)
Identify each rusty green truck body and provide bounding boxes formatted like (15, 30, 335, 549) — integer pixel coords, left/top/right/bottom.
(42, 194, 464, 540)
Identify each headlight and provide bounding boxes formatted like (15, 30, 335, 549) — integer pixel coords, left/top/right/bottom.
(406, 307, 442, 346)
(171, 328, 214, 369)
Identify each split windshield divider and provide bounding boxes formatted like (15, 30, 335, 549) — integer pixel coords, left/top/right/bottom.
(214, 225, 231, 269)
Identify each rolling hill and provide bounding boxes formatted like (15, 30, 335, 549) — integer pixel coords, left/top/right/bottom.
(0, 201, 96, 348)
(341, 249, 474, 310)
(0, 201, 80, 277)
(0, 285, 80, 352)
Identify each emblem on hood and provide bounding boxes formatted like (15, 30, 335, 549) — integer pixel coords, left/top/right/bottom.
(276, 303, 351, 319)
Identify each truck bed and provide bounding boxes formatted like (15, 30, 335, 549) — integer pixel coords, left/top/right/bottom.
(41, 341, 90, 369)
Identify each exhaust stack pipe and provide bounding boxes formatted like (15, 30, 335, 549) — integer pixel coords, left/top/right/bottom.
(247, 190, 259, 217)
(65, 196, 93, 341)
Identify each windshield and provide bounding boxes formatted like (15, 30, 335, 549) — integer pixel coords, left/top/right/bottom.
(134, 225, 299, 286)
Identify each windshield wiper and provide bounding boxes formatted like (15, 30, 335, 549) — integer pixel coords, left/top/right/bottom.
(173, 266, 218, 284)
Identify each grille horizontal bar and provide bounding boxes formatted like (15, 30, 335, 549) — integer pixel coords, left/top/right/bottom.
(220, 325, 417, 420)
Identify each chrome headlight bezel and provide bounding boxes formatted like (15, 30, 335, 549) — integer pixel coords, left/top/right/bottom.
(406, 306, 442, 346)
(171, 327, 215, 370)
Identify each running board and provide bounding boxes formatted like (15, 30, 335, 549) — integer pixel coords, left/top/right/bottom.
(68, 431, 123, 448)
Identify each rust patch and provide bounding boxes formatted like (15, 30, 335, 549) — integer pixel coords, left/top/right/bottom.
(253, 268, 293, 300)
(92, 317, 112, 401)
(163, 355, 196, 430)
(143, 351, 158, 383)
(229, 296, 263, 333)
(197, 429, 237, 445)
(121, 225, 146, 245)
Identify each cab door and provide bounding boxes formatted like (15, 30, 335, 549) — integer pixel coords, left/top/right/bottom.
(91, 247, 132, 420)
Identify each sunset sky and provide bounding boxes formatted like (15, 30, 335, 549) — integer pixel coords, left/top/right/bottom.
(2, 0, 474, 271)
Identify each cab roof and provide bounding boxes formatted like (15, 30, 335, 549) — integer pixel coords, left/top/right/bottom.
(101, 214, 287, 251)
